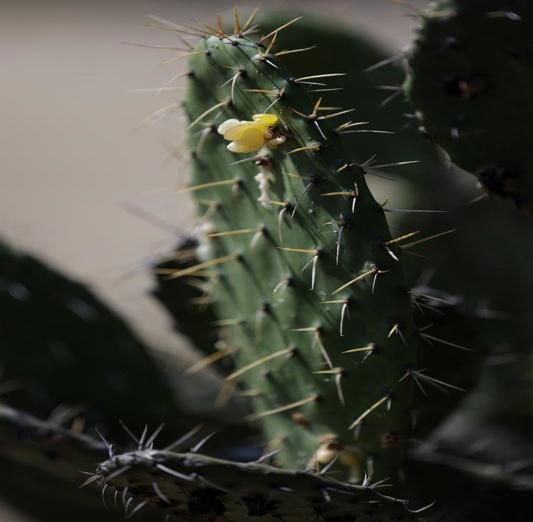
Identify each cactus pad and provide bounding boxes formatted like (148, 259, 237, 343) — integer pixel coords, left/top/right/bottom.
(174, 13, 419, 482)
(95, 449, 416, 522)
(0, 239, 199, 439)
(405, 0, 533, 211)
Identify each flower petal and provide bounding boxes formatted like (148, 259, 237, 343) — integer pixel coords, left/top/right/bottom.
(227, 126, 265, 153)
(252, 113, 279, 129)
(224, 121, 255, 141)
(217, 119, 240, 135)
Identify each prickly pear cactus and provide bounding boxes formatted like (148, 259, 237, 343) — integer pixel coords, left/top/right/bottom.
(0, 402, 417, 522)
(405, 0, 533, 211)
(0, 239, 185, 438)
(95, 449, 415, 522)
(173, 13, 419, 482)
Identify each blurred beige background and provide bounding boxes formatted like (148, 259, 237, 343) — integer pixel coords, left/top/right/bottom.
(0, 1, 427, 519)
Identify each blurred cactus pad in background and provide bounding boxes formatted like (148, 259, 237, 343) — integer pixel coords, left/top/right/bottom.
(1, 2, 532, 522)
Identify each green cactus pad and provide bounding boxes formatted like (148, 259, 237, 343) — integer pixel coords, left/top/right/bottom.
(0, 404, 142, 522)
(0, 239, 200, 439)
(0, 403, 105, 481)
(0, 402, 416, 522)
(95, 449, 417, 522)
(405, 0, 533, 211)
(177, 14, 419, 481)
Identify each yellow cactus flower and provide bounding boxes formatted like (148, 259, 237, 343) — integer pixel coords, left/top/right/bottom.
(218, 113, 285, 153)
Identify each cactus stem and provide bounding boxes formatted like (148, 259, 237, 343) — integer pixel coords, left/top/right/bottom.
(226, 347, 295, 381)
(247, 393, 319, 421)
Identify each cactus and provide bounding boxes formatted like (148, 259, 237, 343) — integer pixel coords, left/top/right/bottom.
(0, 404, 131, 522)
(94, 449, 416, 522)
(0, 403, 105, 480)
(0, 239, 226, 441)
(404, 0, 533, 211)
(2, 5, 532, 521)
(0, 402, 417, 521)
(175, 12, 422, 483)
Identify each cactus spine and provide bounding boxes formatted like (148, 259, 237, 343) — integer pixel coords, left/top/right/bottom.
(179, 13, 419, 482)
